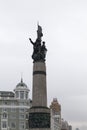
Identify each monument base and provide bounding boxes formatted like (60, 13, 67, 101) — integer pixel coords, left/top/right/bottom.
(29, 107, 50, 130)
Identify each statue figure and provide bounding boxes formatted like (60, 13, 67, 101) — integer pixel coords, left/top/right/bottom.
(41, 42, 47, 59)
(29, 24, 47, 62)
(37, 24, 43, 41)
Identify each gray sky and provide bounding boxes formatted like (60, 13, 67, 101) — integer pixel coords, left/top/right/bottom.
(0, 0, 87, 130)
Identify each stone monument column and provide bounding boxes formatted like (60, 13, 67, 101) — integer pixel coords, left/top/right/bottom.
(29, 25, 50, 130)
(32, 62, 47, 107)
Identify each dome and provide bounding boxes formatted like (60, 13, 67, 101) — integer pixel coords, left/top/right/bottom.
(61, 119, 68, 129)
(16, 78, 28, 89)
(14, 78, 29, 99)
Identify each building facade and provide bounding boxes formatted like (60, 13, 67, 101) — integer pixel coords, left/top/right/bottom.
(0, 78, 31, 130)
(50, 98, 61, 130)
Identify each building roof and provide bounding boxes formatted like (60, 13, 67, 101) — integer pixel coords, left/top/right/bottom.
(14, 78, 30, 92)
(0, 91, 14, 97)
(16, 78, 28, 88)
(50, 98, 61, 112)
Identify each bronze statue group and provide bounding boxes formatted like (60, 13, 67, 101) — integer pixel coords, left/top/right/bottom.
(29, 25, 47, 62)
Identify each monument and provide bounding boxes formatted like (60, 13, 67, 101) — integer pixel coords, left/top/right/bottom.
(28, 25, 50, 130)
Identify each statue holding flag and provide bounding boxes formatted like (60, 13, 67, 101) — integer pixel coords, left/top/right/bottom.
(29, 24, 47, 62)
(37, 24, 43, 41)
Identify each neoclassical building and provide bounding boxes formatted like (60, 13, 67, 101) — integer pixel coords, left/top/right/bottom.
(0, 78, 31, 130)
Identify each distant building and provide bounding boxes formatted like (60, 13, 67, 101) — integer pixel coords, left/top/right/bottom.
(0, 78, 31, 130)
(68, 125, 72, 130)
(50, 98, 61, 130)
(61, 119, 72, 130)
(76, 128, 79, 130)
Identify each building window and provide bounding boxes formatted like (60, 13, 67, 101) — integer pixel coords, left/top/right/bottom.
(3, 101, 7, 105)
(16, 91, 19, 98)
(11, 108, 16, 112)
(26, 121, 29, 129)
(11, 122, 16, 128)
(10, 114, 16, 119)
(19, 108, 24, 113)
(2, 108, 7, 112)
(19, 114, 25, 119)
(2, 113, 7, 119)
(26, 114, 29, 119)
(11, 102, 15, 105)
(25, 92, 28, 99)
(19, 122, 25, 129)
(2, 121, 7, 128)
(20, 91, 24, 99)
(19, 102, 24, 105)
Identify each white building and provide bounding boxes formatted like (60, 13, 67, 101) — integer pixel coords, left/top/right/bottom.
(0, 78, 31, 130)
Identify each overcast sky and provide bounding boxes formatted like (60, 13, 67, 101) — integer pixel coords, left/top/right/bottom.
(0, 0, 87, 130)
